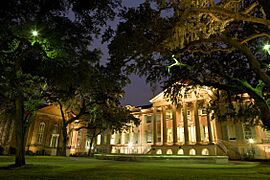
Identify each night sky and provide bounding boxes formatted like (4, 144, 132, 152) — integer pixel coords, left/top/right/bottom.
(104, 0, 162, 106)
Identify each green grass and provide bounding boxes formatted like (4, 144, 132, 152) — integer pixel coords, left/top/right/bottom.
(0, 156, 270, 179)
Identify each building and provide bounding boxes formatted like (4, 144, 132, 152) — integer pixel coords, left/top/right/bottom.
(96, 87, 270, 160)
(26, 105, 63, 156)
(1, 86, 270, 159)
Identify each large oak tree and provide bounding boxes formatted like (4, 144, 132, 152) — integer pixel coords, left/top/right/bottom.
(109, 0, 270, 129)
(0, 0, 122, 167)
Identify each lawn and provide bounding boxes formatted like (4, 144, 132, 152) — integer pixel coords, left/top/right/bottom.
(0, 156, 270, 180)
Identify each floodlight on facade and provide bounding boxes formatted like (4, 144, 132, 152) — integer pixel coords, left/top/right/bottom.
(248, 138, 254, 144)
(128, 142, 133, 148)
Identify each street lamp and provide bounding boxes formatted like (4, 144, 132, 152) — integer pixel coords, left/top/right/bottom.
(263, 43, 270, 55)
(31, 30, 38, 37)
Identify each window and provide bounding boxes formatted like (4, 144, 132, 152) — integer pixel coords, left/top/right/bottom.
(97, 134, 101, 145)
(76, 130, 82, 147)
(166, 149, 173, 154)
(85, 139, 90, 149)
(37, 122, 45, 144)
(145, 115, 152, 123)
(39, 122, 45, 132)
(145, 130, 152, 143)
(110, 133, 115, 145)
(189, 149, 196, 155)
(178, 149, 184, 155)
(156, 113, 161, 143)
(156, 149, 162, 154)
(202, 148, 209, 155)
(52, 124, 58, 134)
(228, 125, 236, 140)
(50, 134, 59, 148)
(50, 123, 59, 148)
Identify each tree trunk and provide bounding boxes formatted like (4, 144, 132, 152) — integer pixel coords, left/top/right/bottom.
(88, 131, 96, 157)
(61, 124, 67, 156)
(15, 96, 25, 167)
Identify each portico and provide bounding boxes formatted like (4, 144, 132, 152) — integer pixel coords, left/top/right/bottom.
(109, 87, 219, 156)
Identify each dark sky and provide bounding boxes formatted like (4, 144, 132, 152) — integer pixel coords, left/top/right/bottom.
(119, 0, 162, 106)
(94, 0, 162, 106)
(94, 0, 160, 106)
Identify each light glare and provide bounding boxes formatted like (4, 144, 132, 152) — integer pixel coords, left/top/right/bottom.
(248, 138, 254, 144)
(32, 30, 38, 37)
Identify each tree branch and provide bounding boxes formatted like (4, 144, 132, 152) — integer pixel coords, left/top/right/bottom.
(240, 33, 270, 44)
(221, 35, 270, 88)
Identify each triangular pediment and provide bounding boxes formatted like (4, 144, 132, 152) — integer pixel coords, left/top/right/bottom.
(149, 91, 171, 105)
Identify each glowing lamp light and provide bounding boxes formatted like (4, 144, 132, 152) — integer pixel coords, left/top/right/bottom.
(263, 44, 270, 51)
(128, 142, 133, 148)
(32, 30, 38, 37)
(248, 138, 254, 144)
(263, 44, 270, 55)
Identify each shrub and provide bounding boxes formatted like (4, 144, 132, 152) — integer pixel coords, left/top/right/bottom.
(0, 146, 4, 155)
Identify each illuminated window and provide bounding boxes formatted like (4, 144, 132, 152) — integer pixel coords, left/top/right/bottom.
(166, 149, 173, 154)
(189, 149, 196, 155)
(166, 110, 173, 143)
(97, 134, 101, 145)
(145, 115, 152, 143)
(178, 149, 184, 155)
(76, 130, 82, 147)
(50, 123, 59, 148)
(202, 148, 209, 155)
(85, 139, 90, 149)
(156, 113, 161, 143)
(50, 134, 59, 148)
(110, 133, 115, 145)
(156, 149, 162, 154)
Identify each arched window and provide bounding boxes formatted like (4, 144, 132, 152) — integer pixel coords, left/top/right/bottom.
(189, 149, 196, 155)
(166, 149, 173, 154)
(52, 124, 58, 134)
(156, 149, 162, 154)
(37, 122, 45, 144)
(202, 148, 209, 155)
(50, 124, 59, 148)
(178, 149, 184, 155)
(39, 122, 45, 132)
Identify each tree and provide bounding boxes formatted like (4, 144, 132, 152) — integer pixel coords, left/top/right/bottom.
(74, 101, 139, 156)
(0, 0, 122, 166)
(109, 0, 270, 129)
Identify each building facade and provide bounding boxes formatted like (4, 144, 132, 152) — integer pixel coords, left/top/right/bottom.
(1, 86, 270, 160)
(96, 87, 270, 160)
(26, 105, 63, 156)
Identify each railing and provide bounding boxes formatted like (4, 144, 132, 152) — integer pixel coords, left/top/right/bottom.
(216, 140, 228, 155)
(143, 145, 152, 154)
(216, 140, 242, 159)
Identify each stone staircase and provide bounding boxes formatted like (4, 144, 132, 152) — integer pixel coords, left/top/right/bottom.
(216, 140, 242, 160)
